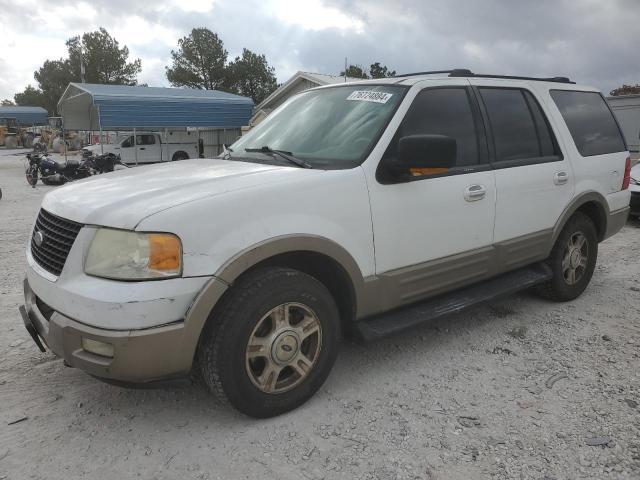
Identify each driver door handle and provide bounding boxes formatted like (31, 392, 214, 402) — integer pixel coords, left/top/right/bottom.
(464, 184, 486, 202)
(139, 147, 146, 150)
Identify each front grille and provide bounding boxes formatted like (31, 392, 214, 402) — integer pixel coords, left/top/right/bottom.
(31, 209, 82, 276)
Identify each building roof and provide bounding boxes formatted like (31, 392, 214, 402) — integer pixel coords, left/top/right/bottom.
(58, 83, 254, 130)
(254, 71, 361, 113)
(0, 106, 48, 126)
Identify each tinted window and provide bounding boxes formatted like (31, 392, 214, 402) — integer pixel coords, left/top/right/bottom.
(392, 88, 480, 166)
(550, 90, 626, 156)
(480, 88, 544, 161)
(523, 90, 557, 157)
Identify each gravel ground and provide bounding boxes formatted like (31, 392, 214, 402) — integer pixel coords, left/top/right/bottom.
(1, 149, 639, 480)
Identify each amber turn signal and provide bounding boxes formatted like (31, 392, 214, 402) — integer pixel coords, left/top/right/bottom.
(148, 234, 182, 271)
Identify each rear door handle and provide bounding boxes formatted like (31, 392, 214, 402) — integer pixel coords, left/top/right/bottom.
(139, 147, 146, 151)
(464, 184, 486, 202)
(554, 171, 569, 185)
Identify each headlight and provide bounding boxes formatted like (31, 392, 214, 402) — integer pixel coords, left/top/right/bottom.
(85, 229, 182, 280)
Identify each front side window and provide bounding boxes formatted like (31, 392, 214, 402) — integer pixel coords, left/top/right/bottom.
(479, 87, 559, 162)
(231, 85, 407, 169)
(121, 136, 134, 148)
(385, 87, 482, 167)
(550, 90, 626, 157)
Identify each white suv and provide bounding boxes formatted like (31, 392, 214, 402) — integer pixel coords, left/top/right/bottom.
(20, 70, 631, 417)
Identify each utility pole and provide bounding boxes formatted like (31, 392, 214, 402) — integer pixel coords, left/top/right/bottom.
(80, 41, 86, 83)
(344, 57, 347, 83)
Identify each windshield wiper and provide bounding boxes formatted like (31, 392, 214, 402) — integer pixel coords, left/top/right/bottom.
(244, 146, 312, 169)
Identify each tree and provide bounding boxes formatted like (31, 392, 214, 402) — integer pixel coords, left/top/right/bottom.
(166, 28, 228, 90)
(33, 59, 76, 114)
(66, 28, 141, 85)
(1, 99, 14, 106)
(225, 48, 277, 104)
(369, 62, 396, 79)
(13, 28, 141, 114)
(610, 84, 640, 96)
(340, 64, 369, 79)
(14, 85, 46, 108)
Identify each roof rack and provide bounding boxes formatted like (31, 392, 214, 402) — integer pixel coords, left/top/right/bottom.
(393, 69, 574, 84)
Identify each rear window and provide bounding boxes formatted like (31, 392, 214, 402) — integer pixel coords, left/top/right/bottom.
(550, 90, 626, 157)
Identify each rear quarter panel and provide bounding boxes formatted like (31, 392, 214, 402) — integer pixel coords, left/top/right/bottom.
(537, 84, 630, 213)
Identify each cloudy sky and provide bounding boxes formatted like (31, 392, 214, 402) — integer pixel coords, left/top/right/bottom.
(1, 0, 639, 101)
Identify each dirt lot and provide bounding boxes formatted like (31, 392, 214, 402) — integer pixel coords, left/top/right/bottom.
(1, 150, 639, 480)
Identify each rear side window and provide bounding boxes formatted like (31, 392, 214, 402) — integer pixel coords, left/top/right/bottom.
(479, 88, 559, 162)
(550, 90, 626, 157)
(137, 134, 156, 145)
(391, 87, 481, 166)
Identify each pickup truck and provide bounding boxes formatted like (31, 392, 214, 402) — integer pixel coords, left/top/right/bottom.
(85, 132, 198, 164)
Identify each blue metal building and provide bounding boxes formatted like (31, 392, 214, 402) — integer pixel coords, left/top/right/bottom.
(58, 83, 254, 130)
(0, 106, 48, 126)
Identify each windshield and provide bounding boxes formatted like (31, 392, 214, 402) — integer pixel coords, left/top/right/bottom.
(231, 84, 407, 169)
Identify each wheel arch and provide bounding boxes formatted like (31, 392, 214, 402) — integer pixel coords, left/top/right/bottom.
(551, 192, 609, 247)
(172, 150, 189, 161)
(185, 235, 369, 350)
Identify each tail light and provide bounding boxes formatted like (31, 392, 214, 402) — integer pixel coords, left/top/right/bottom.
(622, 156, 631, 190)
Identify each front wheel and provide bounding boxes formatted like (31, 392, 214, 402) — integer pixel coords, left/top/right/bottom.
(26, 166, 38, 187)
(536, 212, 598, 302)
(197, 267, 340, 418)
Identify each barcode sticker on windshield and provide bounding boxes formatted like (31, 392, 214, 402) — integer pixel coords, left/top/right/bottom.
(346, 91, 393, 104)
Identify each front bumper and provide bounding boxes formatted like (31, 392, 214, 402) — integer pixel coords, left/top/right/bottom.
(630, 191, 640, 216)
(21, 277, 227, 384)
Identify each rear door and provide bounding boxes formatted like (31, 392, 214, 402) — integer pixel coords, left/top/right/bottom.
(470, 81, 573, 268)
(135, 134, 162, 163)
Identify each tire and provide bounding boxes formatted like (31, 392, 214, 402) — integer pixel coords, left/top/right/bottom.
(197, 267, 340, 418)
(172, 151, 189, 161)
(26, 166, 38, 187)
(536, 212, 598, 302)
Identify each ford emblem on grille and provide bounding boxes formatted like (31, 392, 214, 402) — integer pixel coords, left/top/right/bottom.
(33, 230, 44, 247)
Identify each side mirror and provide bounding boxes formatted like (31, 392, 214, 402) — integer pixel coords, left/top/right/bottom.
(397, 134, 456, 171)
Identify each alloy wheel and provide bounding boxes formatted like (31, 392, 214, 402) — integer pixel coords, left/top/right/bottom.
(245, 302, 322, 394)
(562, 231, 588, 285)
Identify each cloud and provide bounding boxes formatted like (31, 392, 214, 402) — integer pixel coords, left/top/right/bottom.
(0, 0, 639, 100)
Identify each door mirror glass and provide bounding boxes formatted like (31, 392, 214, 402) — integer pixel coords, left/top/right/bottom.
(397, 134, 456, 171)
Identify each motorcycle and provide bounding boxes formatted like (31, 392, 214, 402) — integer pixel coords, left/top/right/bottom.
(25, 152, 92, 187)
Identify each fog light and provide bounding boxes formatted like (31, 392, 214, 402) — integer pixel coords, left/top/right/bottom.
(81, 338, 114, 358)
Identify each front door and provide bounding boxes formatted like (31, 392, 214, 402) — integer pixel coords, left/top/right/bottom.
(367, 84, 497, 307)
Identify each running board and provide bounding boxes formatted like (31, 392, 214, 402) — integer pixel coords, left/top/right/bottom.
(353, 262, 552, 343)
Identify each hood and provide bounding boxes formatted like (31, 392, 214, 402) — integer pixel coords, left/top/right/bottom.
(41, 159, 308, 229)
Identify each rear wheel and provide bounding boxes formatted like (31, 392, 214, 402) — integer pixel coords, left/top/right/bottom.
(536, 212, 598, 301)
(197, 267, 340, 418)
